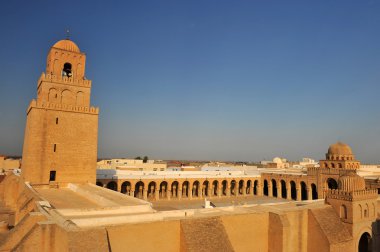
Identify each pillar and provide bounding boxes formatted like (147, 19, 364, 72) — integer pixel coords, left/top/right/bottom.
(167, 190, 171, 200)
(217, 187, 222, 198)
(257, 182, 263, 196)
(130, 190, 135, 198)
(268, 185, 273, 197)
(296, 187, 301, 201)
(143, 190, 148, 200)
(178, 189, 182, 200)
(226, 187, 231, 197)
(155, 188, 159, 201)
(277, 182, 282, 198)
(287, 183, 291, 200)
(242, 181, 246, 196)
(307, 188, 312, 201)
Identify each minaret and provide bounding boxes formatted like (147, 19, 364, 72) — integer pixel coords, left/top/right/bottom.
(21, 39, 99, 186)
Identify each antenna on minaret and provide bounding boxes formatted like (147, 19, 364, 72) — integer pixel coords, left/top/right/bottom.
(66, 28, 70, 40)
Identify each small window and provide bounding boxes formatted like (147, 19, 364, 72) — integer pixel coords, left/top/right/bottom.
(160, 168, 165, 171)
(153, 168, 157, 171)
(56, 117, 59, 124)
(53, 144, 56, 152)
(49, 171, 56, 181)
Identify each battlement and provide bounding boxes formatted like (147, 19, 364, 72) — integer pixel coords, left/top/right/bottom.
(326, 189, 377, 201)
(26, 99, 99, 115)
(38, 72, 92, 88)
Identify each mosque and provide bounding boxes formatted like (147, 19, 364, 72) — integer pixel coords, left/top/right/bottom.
(0, 38, 379, 252)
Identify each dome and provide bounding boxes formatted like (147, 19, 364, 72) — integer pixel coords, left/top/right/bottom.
(52, 39, 80, 53)
(273, 157, 282, 164)
(327, 142, 353, 156)
(338, 174, 365, 191)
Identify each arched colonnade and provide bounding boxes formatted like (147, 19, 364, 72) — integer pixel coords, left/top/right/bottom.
(97, 178, 262, 201)
(261, 173, 319, 201)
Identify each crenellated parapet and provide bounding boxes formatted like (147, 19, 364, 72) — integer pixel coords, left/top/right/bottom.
(26, 99, 99, 115)
(38, 72, 92, 88)
(326, 189, 377, 201)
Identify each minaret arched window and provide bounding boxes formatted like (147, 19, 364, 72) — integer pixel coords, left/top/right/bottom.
(62, 62, 72, 77)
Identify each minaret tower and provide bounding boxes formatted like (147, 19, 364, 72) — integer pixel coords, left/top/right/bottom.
(21, 39, 99, 186)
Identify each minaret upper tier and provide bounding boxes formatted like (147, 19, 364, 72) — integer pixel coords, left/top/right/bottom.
(46, 39, 86, 79)
(35, 39, 93, 108)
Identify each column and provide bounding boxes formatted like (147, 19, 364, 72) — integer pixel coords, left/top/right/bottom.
(277, 182, 282, 198)
(287, 183, 291, 200)
(257, 182, 263, 196)
(217, 187, 222, 198)
(307, 188, 312, 201)
(155, 188, 159, 201)
(167, 190, 171, 200)
(143, 190, 148, 200)
(226, 186, 231, 197)
(242, 181, 246, 196)
(178, 189, 182, 200)
(268, 184, 273, 197)
(130, 190, 135, 198)
(296, 187, 301, 201)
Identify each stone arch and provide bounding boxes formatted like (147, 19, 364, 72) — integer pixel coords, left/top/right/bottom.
(311, 183, 318, 199)
(134, 181, 144, 199)
(159, 181, 168, 199)
(182, 181, 189, 198)
(212, 180, 218, 196)
(358, 232, 372, 252)
(61, 89, 74, 104)
(331, 163, 335, 168)
(121, 181, 131, 195)
(253, 180, 258, 195)
(96, 181, 103, 187)
(263, 179, 269, 196)
(238, 180, 244, 195)
(76, 91, 84, 106)
(338, 163, 343, 168)
(202, 181, 209, 197)
(48, 88, 58, 103)
(327, 178, 338, 190)
(192, 181, 200, 197)
(301, 181, 307, 200)
(106, 181, 117, 191)
(147, 181, 156, 200)
(222, 180, 228, 196)
(340, 204, 347, 219)
(246, 180, 252, 195)
(290, 181, 297, 200)
(281, 180, 287, 199)
(324, 162, 328, 168)
(171, 181, 179, 198)
(271, 179, 277, 197)
(230, 180, 236, 196)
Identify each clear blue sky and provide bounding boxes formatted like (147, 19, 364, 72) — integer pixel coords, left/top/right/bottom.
(1, 1, 380, 163)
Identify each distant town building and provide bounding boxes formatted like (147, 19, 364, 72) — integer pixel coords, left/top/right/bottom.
(97, 158, 167, 171)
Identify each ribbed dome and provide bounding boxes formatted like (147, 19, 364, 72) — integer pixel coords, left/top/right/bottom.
(327, 142, 353, 156)
(338, 174, 365, 191)
(52, 39, 80, 53)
